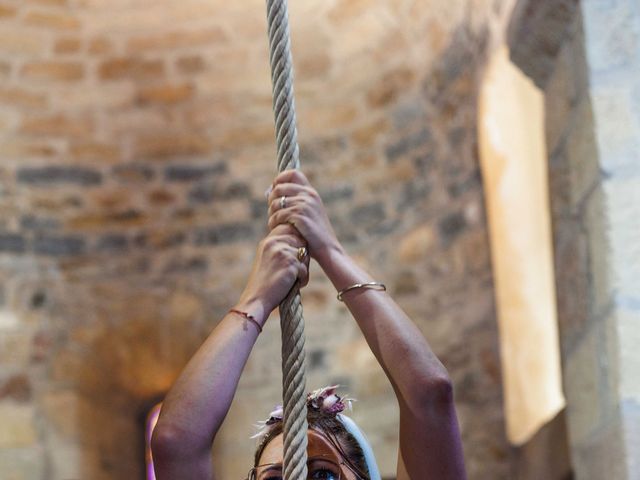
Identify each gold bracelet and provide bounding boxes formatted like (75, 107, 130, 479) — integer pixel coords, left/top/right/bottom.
(337, 282, 386, 301)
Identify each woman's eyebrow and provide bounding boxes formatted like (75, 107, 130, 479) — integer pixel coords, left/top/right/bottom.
(261, 464, 283, 473)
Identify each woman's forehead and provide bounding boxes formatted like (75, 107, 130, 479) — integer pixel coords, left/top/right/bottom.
(259, 429, 341, 465)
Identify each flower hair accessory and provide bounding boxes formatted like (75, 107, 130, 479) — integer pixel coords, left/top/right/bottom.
(251, 385, 354, 439)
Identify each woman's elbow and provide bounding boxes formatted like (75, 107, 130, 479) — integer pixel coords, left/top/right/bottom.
(151, 423, 182, 462)
(406, 372, 455, 412)
(427, 373, 454, 405)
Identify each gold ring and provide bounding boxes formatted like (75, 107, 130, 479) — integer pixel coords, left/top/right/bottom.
(280, 196, 287, 210)
(297, 246, 307, 261)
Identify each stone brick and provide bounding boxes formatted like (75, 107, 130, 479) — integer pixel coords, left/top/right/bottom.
(30, 194, 83, 211)
(20, 114, 93, 137)
(147, 188, 176, 206)
(565, 98, 601, 205)
(98, 57, 164, 81)
(20, 215, 60, 231)
(397, 224, 437, 263)
(0, 30, 47, 55)
(27, 338, 50, 367)
(327, 0, 374, 24)
(17, 166, 102, 186)
(317, 184, 354, 204)
(0, 87, 47, 109)
(137, 83, 194, 105)
(0, 62, 10, 79)
(564, 323, 604, 444)
(0, 5, 17, 17)
(572, 414, 626, 480)
(176, 55, 205, 74)
(33, 235, 86, 256)
(21, 61, 84, 82)
(296, 52, 331, 80)
(616, 308, 640, 401)
(69, 210, 147, 230)
(447, 169, 481, 198)
(162, 255, 209, 274)
(544, 37, 579, 156)
(0, 447, 46, 480)
(350, 118, 389, 147)
(26, 0, 67, 5)
(218, 124, 277, 147)
(126, 27, 228, 52)
(134, 229, 186, 249)
(96, 233, 129, 252)
(188, 181, 250, 204)
(193, 222, 255, 245)
(69, 142, 120, 162)
(54, 37, 82, 54)
(164, 162, 227, 182)
(366, 67, 417, 108)
(396, 179, 431, 210)
(299, 104, 360, 134)
(91, 188, 133, 210)
(622, 399, 640, 476)
(349, 202, 386, 229)
(88, 36, 113, 55)
(0, 375, 32, 402)
(30, 291, 47, 309)
(438, 211, 467, 245)
(112, 163, 155, 183)
(385, 128, 430, 162)
(582, 0, 639, 74)
(0, 404, 37, 448)
(0, 233, 27, 253)
(299, 136, 348, 164)
(134, 133, 211, 159)
(168, 289, 203, 323)
(308, 349, 327, 370)
(507, 0, 579, 88)
(23, 10, 81, 30)
(583, 184, 612, 316)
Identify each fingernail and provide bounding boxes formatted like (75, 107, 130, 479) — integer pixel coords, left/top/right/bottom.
(264, 185, 272, 198)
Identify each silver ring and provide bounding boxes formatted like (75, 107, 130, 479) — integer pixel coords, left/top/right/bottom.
(280, 195, 287, 210)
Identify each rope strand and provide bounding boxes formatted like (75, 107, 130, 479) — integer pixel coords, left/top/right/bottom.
(265, 1, 308, 479)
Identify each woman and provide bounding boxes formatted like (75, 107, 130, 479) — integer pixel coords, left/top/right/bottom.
(151, 169, 467, 479)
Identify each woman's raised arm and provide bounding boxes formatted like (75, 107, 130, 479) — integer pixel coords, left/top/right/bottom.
(267, 169, 467, 480)
(151, 224, 310, 480)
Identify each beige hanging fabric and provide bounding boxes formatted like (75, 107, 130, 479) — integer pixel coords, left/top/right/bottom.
(264, 1, 308, 479)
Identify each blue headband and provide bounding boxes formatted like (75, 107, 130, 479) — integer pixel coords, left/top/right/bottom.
(337, 414, 381, 480)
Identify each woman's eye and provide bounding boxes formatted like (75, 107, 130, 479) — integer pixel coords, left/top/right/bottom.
(310, 469, 338, 480)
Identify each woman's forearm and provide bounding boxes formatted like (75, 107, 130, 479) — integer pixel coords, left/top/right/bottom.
(315, 243, 451, 406)
(152, 296, 268, 464)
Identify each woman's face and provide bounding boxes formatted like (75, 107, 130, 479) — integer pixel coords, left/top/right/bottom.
(256, 429, 357, 480)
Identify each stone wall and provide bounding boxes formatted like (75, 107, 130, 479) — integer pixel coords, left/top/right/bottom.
(0, 0, 514, 478)
(509, 0, 640, 478)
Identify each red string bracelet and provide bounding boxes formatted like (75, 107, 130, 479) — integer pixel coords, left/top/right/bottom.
(229, 308, 263, 333)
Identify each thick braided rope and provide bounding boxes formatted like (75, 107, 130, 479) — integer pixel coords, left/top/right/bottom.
(265, 1, 308, 479)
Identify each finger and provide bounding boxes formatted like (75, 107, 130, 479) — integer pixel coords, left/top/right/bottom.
(268, 208, 301, 233)
(269, 222, 305, 243)
(272, 169, 311, 188)
(297, 257, 309, 287)
(267, 232, 306, 249)
(268, 194, 294, 217)
(267, 183, 307, 206)
(267, 195, 309, 217)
